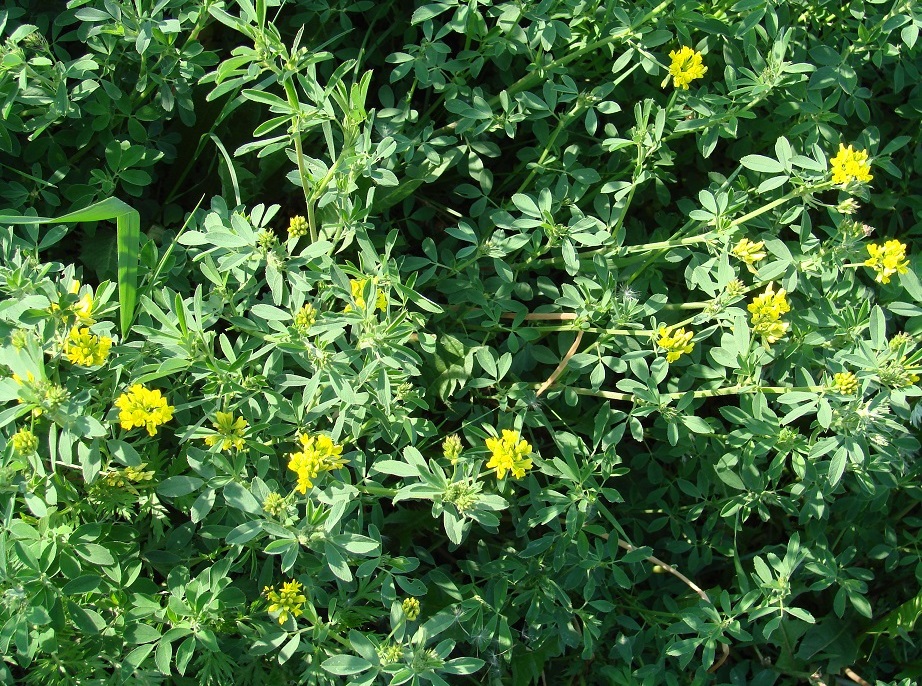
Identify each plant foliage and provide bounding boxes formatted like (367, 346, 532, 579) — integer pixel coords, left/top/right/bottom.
(1, 0, 922, 684)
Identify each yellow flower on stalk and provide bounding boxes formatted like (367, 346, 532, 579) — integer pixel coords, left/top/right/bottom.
(204, 411, 248, 451)
(485, 429, 533, 480)
(263, 580, 307, 624)
(293, 303, 316, 333)
(114, 384, 174, 436)
(748, 283, 791, 344)
(402, 597, 421, 621)
(830, 144, 873, 185)
(656, 326, 694, 363)
(864, 240, 909, 284)
(10, 428, 38, 456)
(288, 215, 309, 238)
(263, 492, 287, 517)
(288, 433, 346, 494)
(831, 372, 859, 395)
(104, 463, 156, 488)
(345, 278, 387, 313)
(732, 238, 767, 270)
(442, 434, 463, 464)
(666, 46, 707, 90)
(64, 327, 112, 367)
(74, 291, 95, 324)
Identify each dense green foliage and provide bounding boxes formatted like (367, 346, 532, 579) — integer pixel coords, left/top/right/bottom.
(1, 0, 922, 684)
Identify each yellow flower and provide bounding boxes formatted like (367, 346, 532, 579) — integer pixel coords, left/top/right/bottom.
(402, 597, 420, 621)
(830, 144, 873, 185)
(656, 326, 694, 363)
(377, 643, 404, 664)
(74, 292, 95, 324)
(864, 240, 909, 284)
(124, 463, 155, 482)
(345, 278, 386, 313)
(294, 303, 317, 333)
(10, 428, 38, 456)
(288, 433, 346, 494)
(485, 429, 533, 480)
(64, 327, 112, 366)
(103, 462, 155, 490)
(442, 434, 463, 464)
(666, 46, 707, 90)
(114, 384, 174, 436)
(288, 215, 309, 238)
(264, 580, 307, 624)
(263, 492, 287, 517)
(732, 238, 767, 270)
(204, 411, 248, 451)
(832, 372, 859, 395)
(748, 283, 791, 344)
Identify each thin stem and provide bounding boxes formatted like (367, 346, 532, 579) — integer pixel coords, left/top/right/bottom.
(730, 182, 831, 230)
(358, 484, 398, 497)
(283, 79, 317, 243)
(515, 102, 586, 196)
(568, 384, 827, 403)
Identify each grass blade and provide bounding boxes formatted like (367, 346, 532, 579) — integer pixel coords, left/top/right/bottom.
(0, 197, 140, 337)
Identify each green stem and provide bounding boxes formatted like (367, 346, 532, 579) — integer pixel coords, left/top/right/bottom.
(283, 79, 317, 243)
(359, 484, 398, 497)
(620, 234, 713, 255)
(569, 384, 827, 403)
(515, 101, 586, 196)
(730, 182, 831, 229)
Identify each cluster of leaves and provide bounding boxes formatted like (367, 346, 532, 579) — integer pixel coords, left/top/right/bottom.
(2, 0, 922, 685)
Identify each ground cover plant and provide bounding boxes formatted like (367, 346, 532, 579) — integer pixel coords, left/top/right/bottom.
(1, 0, 922, 684)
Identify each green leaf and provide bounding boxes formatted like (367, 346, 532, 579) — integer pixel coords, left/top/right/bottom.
(74, 543, 115, 567)
(155, 640, 173, 676)
(223, 482, 261, 514)
(321, 654, 372, 676)
(740, 154, 786, 174)
(371, 460, 419, 477)
(62, 575, 102, 595)
(67, 603, 107, 634)
(125, 623, 162, 644)
(226, 521, 262, 546)
(157, 476, 204, 497)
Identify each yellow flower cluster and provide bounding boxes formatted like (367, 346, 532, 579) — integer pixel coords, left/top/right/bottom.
(485, 429, 533, 480)
(656, 326, 694, 363)
(288, 433, 347, 494)
(64, 327, 112, 366)
(102, 463, 155, 489)
(288, 215, 309, 238)
(68, 281, 96, 324)
(114, 384, 174, 436)
(294, 303, 316, 333)
(732, 238, 767, 270)
(667, 46, 707, 90)
(263, 492, 287, 517)
(748, 283, 791, 344)
(402, 597, 421, 620)
(10, 428, 38, 456)
(345, 278, 387, 313)
(864, 240, 909, 284)
(832, 372, 859, 395)
(264, 580, 307, 624)
(442, 434, 463, 463)
(204, 411, 248, 451)
(830, 144, 873, 185)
